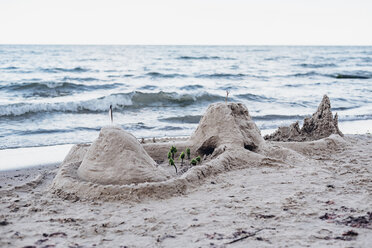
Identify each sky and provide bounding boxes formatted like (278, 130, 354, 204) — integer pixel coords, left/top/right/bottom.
(0, 0, 371, 45)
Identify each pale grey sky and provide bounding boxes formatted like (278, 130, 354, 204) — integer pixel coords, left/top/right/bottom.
(0, 0, 371, 45)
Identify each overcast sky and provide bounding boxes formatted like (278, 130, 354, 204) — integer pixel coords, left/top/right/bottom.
(0, 0, 371, 45)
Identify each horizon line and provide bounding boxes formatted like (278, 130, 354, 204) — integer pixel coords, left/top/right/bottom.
(0, 43, 371, 47)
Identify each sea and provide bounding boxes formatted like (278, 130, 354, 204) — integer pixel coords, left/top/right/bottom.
(0, 45, 371, 169)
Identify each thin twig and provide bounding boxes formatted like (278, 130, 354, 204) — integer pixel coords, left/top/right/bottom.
(225, 228, 275, 245)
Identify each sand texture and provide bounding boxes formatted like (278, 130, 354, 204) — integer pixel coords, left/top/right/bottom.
(0, 100, 371, 247)
(0, 134, 371, 247)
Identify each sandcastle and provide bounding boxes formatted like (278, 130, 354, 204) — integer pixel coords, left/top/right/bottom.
(50, 96, 346, 201)
(264, 95, 343, 142)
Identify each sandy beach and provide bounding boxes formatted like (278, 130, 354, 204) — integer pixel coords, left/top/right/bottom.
(0, 134, 371, 247)
(1, 100, 371, 248)
(1, 0, 372, 247)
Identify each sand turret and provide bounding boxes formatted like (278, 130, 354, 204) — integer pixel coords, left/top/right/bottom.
(264, 95, 343, 141)
(77, 126, 169, 185)
(190, 102, 264, 155)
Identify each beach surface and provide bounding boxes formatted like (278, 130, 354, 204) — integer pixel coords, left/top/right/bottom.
(0, 134, 371, 247)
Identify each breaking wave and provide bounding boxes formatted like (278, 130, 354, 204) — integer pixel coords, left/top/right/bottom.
(0, 91, 224, 117)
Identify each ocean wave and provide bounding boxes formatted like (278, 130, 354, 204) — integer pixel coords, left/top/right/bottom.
(158, 126, 183, 131)
(287, 71, 372, 79)
(361, 57, 372, 63)
(159, 115, 202, 124)
(332, 106, 359, 111)
(264, 56, 289, 61)
(291, 71, 322, 77)
(330, 73, 371, 79)
(251, 114, 372, 122)
(218, 85, 244, 91)
(298, 63, 337, 68)
(179, 85, 204, 90)
(252, 114, 307, 121)
(128, 122, 155, 130)
(107, 74, 134, 78)
(1, 66, 19, 70)
(340, 114, 372, 121)
(13, 127, 100, 136)
(139, 85, 158, 90)
(235, 93, 275, 102)
(130, 91, 223, 106)
(40, 66, 91, 73)
(196, 73, 246, 79)
(145, 72, 187, 78)
(0, 82, 121, 97)
(62, 76, 98, 82)
(0, 91, 224, 117)
(177, 56, 235, 60)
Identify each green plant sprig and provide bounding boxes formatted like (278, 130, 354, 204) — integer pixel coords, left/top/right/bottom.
(170, 145, 177, 160)
(179, 151, 185, 166)
(196, 156, 201, 163)
(190, 158, 197, 166)
(186, 147, 191, 159)
(169, 158, 177, 173)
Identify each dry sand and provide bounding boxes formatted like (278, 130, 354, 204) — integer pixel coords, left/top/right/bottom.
(0, 134, 371, 247)
(0, 101, 371, 247)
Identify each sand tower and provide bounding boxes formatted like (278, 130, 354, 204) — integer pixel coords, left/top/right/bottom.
(77, 126, 169, 185)
(264, 95, 343, 141)
(189, 102, 264, 155)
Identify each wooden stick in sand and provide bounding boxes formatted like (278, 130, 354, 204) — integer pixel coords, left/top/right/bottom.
(109, 105, 113, 124)
(225, 90, 230, 104)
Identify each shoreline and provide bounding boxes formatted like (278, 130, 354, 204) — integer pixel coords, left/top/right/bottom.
(0, 120, 371, 172)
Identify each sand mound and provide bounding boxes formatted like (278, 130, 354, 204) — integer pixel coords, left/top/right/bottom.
(77, 126, 169, 185)
(264, 95, 343, 141)
(190, 102, 264, 155)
